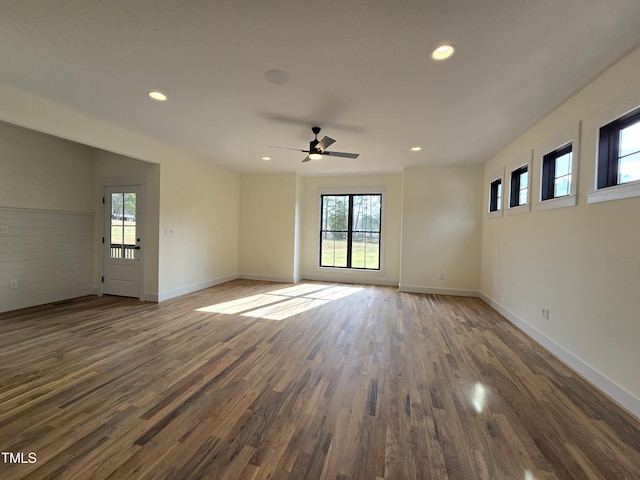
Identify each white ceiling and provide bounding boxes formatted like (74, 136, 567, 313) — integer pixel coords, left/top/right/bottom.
(2, 0, 640, 175)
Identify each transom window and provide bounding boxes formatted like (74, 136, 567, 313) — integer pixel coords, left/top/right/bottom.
(598, 106, 640, 188)
(542, 144, 572, 201)
(489, 178, 502, 212)
(509, 165, 528, 207)
(320, 194, 381, 270)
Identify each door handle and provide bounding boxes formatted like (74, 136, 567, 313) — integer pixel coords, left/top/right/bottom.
(134, 246, 141, 250)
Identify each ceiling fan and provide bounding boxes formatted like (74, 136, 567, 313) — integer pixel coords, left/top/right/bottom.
(269, 127, 360, 163)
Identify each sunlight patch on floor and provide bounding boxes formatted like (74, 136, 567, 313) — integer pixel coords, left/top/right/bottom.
(472, 382, 488, 414)
(196, 283, 363, 321)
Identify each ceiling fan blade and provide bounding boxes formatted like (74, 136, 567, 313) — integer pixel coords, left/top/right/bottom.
(316, 136, 335, 152)
(323, 151, 360, 159)
(301, 155, 312, 163)
(268, 145, 306, 152)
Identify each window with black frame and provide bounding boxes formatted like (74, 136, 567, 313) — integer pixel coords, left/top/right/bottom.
(509, 165, 528, 207)
(597, 106, 640, 189)
(489, 178, 502, 212)
(542, 144, 572, 201)
(320, 194, 381, 270)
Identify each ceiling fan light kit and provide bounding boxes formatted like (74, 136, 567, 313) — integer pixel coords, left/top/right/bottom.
(269, 126, 360, 163)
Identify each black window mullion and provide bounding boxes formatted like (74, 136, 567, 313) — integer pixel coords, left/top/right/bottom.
(346, 195, 354, 268)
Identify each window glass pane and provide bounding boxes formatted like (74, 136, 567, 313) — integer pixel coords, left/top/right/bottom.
(554, 175, 571, 197)
(519, 187, 528, 206)
(325, 195, 348, 239)
(110, 225, 122, 258)
(111, 193, 123, 223)
(321, 236, 347, 267)
(353, 194, 381, 232)
(497, 183, 502, 210)
(365, 233, 380, 269)
(110, 192, 137, 259)
(110, 193, 124, 258)
(519, 170, 528, 189)
(124, 193, 136, 220)
(350, 233, 380, 269)
(619, 121, 640, 158)
(618, 150, 640, 184)
(555, 152, 572, 177)
(123, 226, 136, 245)
(320, 195, 349, 268)
(351, 240, 365, 268)
(518, 170, 528, 206)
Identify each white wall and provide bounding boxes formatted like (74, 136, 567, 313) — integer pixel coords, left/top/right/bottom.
(0, 84, 241, 303)
(480, 45, 640, 416)
(400, 165, 483, 295)
(0, 121, 94, 211)
(0, 122, 95, 312)
(239, 173, 298, 283)
(301, 174, 402, 285)
(158, 155, 240, 300)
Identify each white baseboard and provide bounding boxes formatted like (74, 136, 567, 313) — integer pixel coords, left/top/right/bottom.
(303, 273, 398, 287)
(479, 292, 640, 420)
(156, 274, 239, 302)
(239, 273, 295, 284)
(399, 284, 480, 297)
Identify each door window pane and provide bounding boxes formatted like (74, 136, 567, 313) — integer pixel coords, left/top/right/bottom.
(110, 192, 137, 259)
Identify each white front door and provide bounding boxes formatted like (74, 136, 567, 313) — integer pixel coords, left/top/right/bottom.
(104, 186, 144, 298)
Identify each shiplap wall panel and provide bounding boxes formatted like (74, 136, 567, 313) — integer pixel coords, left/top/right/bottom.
(0, 207, 94, 313)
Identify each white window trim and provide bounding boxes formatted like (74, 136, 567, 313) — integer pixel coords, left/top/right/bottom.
(535, 122, 580, 211)
(506, 150, 532, 215)
(487, 167, 504, 219)
(587, 180, 640, 204)
(587, 100, 640, 204)
(316, 186, 386, 274)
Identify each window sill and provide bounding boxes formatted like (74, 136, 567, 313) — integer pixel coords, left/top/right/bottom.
(536, 194, 576, 211)
(487, 209, 503, 219)
(587, 181, 640, 204)
(505, 204, 531, 216)
(317, 266, 384, 275)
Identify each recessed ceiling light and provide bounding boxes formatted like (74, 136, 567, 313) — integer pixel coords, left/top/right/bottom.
(264, 69, 290, 85)
(148, 91, 167, 101)
(262, 156, 271, 161)
(431, 44, 456, 61)
(411, 146, 422, 152)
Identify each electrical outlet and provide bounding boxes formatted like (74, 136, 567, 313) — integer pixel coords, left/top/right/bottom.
(440, 273, 445, 280)
(9, 279, 18, 290)
(542, 308, 549, 320)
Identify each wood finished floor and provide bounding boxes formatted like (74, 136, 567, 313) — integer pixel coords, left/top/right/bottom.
(1, 280, 639, 480)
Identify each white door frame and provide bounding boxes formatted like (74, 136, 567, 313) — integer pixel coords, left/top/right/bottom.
(103, 185, 145, 299)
